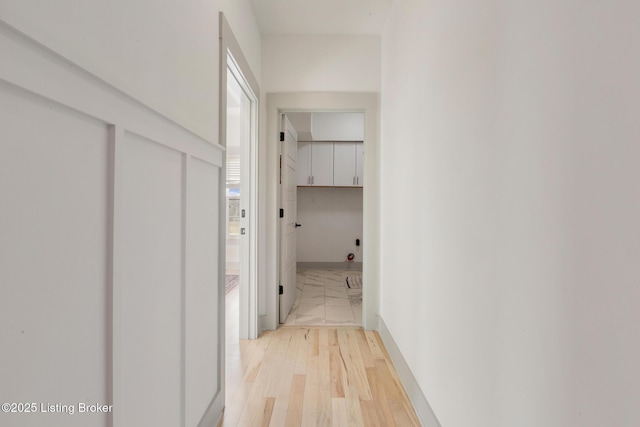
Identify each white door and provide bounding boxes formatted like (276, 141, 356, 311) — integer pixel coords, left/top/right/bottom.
(280, 115, 298, 323)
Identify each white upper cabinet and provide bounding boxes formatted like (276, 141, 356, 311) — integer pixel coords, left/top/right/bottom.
(334, 143, 357, 186)
(355, 142, 364, 186)
(311, 113, 364, 141)
(296, 112, 364, 187)
(296, 142, 311, 186)
(333, 142, 364, 187)
(311, 142, 334, 186)
(297, 141, 334, 186)
(298, 142, 364, 187)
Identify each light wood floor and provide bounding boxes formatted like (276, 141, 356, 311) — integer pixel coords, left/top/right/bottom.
(224, 286, 421, 426)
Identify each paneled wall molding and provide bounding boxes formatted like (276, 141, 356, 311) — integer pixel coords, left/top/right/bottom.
(0, 19, 223, 164)
(0, 18, 224, 427)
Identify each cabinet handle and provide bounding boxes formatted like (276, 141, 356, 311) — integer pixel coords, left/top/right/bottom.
(353, 176, 356, 186)
(312, 176, 314, 185)
(357, 176, 359, 185)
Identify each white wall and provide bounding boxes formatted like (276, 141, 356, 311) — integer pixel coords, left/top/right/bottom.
(297, 187, 363, 263)
(380, 1, 640, 426)
(261, 34, 380, 92)
(0, 1, 261, 426)
(0, 0, 261, 142)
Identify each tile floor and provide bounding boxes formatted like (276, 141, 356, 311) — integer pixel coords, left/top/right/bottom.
(284, 269, 363, 326)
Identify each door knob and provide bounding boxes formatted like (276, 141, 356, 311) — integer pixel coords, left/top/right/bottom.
(295, 223, 302, 228)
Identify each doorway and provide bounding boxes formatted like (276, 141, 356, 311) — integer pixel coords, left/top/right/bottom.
(278, 112, 365, 326)
(219, 12, 261, 415)
(220, 18, 260, 342)
(265, 93, 380, 332)
(225, 63, 253, 341)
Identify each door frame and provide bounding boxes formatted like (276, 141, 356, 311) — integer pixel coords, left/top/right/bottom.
(264, 92, 380, 332)
(219, 12, 260, 343)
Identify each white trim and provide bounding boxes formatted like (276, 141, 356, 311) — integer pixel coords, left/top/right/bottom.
(197, 393, 224, 427)
(108, 124, 124, 427)
(181, 153, 189, 427)
(377, 316, 442, 427)
(219, 12, 260, 342)
(0, 20, 221, 158)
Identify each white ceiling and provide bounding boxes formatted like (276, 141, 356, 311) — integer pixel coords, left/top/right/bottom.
(249, 0, 394, 35)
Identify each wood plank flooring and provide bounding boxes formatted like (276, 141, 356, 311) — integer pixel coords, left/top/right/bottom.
(222, 325, 421, 426)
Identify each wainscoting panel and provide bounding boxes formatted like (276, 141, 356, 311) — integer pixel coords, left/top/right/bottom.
(0, 19, 225, 427)
(185, 157, 221, 426)
(116, 132, 185, 426)
(0, 80, 110, 427)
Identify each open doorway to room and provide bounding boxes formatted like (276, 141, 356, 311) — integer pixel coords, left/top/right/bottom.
(224, 64, 249, 323)
(278, 111, 365, 326)
(219, 13, 260, 416)
(266, 92, 379, 334)
(224, 55, 257, 339)
(224, 61, 253, 415)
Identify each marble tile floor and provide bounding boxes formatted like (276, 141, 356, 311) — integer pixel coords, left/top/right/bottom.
(284, 269, 363, 326)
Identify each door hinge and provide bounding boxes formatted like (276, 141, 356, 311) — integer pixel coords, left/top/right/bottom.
(280, 132, 285, 142)
(279, 285, 283, 295)
(279, 208, 284, 218)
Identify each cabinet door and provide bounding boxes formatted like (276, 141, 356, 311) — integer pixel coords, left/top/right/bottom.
(296, 141, 311, 186)
(311, 142, 333, 186)
(334, 142, 357, 186)
(355, 142, 364, 186)
(311, 112, 364, 141)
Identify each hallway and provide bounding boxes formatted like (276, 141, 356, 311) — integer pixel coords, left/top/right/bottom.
(226, 327, 419, 425)
(225, 281, 419, 426)
(3, 2, 640, 426)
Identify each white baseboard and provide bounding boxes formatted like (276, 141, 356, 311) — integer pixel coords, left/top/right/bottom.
(377, 316, 441, 427)
(197, 392, 223, 427)
(258, 314, 269, 335)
